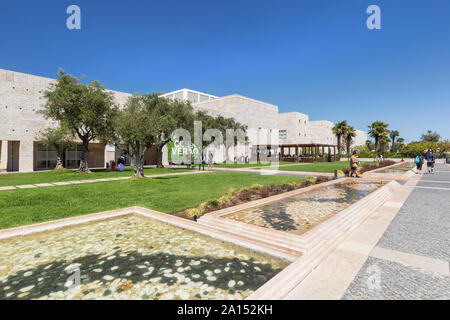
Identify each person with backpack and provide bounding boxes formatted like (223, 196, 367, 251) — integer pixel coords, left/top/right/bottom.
(425, 149, 436, 174)
(414, 154, 424, 173)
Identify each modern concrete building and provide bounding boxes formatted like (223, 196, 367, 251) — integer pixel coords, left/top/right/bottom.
(0, 69, 367, 172)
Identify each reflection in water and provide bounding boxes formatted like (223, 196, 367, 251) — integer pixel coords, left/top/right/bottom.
(377, 163, 414, 174)
(225, 181, 384, 235)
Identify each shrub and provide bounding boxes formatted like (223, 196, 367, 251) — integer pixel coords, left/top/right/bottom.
(207, 199, 219, 208)
(302, 180, 314, 187)
(260, 187, 270, 198)
(186, 208, 201, 218)
(306, 176, 316, 184)
(238, 190, 252, 201)
(250, 183, 263, 190)
(218, 194, 232, 206)
(315, 176, 330, 184)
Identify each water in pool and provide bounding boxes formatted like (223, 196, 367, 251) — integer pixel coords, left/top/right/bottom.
(0, 215, 289, 300)
(225, 181, 384, 235)
(376, 163, 414, 173)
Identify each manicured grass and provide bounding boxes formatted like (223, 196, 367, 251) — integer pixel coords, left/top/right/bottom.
(0, 167, 189, 187)
(255, 161, 376, 173)
(214, 161, 293, 168)
(0, 172, 306, 229)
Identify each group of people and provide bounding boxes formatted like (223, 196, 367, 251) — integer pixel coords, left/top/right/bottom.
(185, 150, 215, 171)
(415, 149, 436, 174)
(233, 153, 249, 163)
(107, 154, 127, 172)
(349, 149, 437, 178)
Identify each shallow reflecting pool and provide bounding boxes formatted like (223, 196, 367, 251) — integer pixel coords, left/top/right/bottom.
(225, 181, 384, 235)
(0, 215, 289, 300)
(376, 163, 414, 173)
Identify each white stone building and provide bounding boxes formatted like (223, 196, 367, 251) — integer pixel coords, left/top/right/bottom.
(0, 69, 367, 172)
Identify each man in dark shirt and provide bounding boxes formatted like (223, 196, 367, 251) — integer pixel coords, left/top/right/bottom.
(425, 150, 436, 174)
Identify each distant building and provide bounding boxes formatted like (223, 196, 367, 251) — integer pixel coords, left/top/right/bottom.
(0, 69, 367, 172)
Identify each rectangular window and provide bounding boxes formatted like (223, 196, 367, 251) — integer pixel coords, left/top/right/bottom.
(279, 130, 287, 140)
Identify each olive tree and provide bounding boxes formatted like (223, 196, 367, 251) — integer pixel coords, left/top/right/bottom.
(36, 126, 74, 170)
(149, 97, 194, 168)
(41, 69, 117, 172)
(112, 94, 159, 178)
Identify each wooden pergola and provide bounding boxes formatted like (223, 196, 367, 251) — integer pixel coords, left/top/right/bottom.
(278, 143, 337, 163)
(250, 143, 337, 163)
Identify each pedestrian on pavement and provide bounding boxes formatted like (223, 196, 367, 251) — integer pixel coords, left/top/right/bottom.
(414, 154, 424, 173)
(425, 149, 436, 174)
(350, 150, 361, 178)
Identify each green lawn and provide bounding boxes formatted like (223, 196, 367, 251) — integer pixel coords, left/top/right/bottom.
(255, 161, 376, 173)
(0, 172, 306, 229)
(0, 167, 190, 187)
(213, 161, 293, 168)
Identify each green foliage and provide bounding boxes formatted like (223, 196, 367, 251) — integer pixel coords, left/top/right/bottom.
(35, 126, 75, 169)
(367, 121, 390, 156)
(250, 183, 263, 190)
(401, 141, 449, 158)
(41, 69, 117, 172)
(420, 130, 440, 143)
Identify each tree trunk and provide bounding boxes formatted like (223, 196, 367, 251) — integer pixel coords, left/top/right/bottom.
(133, 150, 145, 178)
(79, 140, 90, 173)
(54, 145, 65, 170)
(157, 144, 164, 168)
(374, 137, 379, 159)
(346, 138, 351, 160)
(55, 155, 64, 170)
(390, 136, 396, 153)
(337, 135, 341, 161)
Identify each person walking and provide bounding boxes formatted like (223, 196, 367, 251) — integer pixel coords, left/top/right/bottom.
(186, 151, 191, 169)
(414, 154, 424, 173)
(425, 149, 436, 174)
(349, 150, 361, 178)
(207, 150, 214, 170)
(198, 150, 205, 171)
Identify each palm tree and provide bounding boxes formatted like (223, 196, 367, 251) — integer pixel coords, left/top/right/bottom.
(421, 130, 440, 142)
(389, 130, 399, 153)
(332, 120, 348, 161)
(379, 136, 391, 156)
(345, 126, 357, 159)
(367, 121, 389, 157)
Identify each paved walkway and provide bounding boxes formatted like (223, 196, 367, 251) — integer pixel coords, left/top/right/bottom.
(0, 170, 210, 192)
(342, 163, 450, 299)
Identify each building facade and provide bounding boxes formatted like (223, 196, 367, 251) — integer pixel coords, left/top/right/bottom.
(0, 69, 367, 172)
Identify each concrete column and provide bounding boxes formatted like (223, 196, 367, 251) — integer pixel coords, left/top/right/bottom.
(0, 140, 8, 171)
(19, 140, 34, 172)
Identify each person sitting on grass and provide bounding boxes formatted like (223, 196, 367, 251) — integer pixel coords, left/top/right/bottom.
(350, 150, 361, 178)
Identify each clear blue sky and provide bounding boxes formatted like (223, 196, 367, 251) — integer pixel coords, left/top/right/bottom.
(1, 0, 449, 142)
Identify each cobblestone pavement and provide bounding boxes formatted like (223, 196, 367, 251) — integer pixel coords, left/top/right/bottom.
(343, 164, 450, 299)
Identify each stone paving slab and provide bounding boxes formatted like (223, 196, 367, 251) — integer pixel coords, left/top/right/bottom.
(376, 187, 450, 261)
(416, 181, 450, 189)
(15, 185, 36, 189)
(34, 183, 54, 187)
(0, 186, 16, 191)
(342, 257, 450, 300)
(0, 170, 210, 192)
